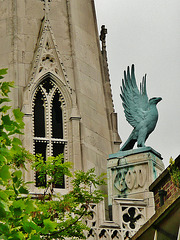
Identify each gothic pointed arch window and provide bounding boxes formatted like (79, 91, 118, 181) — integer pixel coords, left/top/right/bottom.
(32, 76, 67, 188)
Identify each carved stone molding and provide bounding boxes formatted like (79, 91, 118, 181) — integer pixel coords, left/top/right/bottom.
(27, 18, 72, 94)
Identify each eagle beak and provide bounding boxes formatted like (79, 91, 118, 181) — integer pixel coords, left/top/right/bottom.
(156, 97, 162, 103)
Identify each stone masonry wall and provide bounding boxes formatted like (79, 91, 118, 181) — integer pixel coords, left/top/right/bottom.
(0, 0, 120, 194)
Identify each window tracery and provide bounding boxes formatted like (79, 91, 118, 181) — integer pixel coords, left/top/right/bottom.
(32, 76, 67, 188)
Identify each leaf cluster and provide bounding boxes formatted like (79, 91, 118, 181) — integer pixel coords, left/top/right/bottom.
(31, 160, 106, 239)
(168, 157, 180, 188)
(0, 70, 30, 169)
(33, 154, 72, 194)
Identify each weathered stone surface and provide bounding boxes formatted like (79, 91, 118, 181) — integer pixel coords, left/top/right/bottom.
(107, 147, 165, 233)
(108, 148, 164, 203)
(0, 0, 120, 194)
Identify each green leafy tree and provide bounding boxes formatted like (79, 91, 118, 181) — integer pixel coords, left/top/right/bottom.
(169, 157, 180, 188)
(0, 69, 106, 239)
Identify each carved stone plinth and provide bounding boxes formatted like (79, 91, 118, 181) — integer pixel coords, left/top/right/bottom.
(107, 147, 165, 220)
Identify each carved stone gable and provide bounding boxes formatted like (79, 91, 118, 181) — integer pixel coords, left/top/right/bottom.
(28, 18, 71, 93)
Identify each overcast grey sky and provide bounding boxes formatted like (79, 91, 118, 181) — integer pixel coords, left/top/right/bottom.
(95, 0, 180, 167)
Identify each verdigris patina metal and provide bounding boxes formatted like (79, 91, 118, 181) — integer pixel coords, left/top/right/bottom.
(120, 65, 162, 151)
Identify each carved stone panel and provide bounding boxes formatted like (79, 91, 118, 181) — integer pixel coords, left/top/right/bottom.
(113, 164, 147, 197)
(122, 206, 146, 231)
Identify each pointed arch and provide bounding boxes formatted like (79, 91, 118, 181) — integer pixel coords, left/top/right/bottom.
(51, 90, 63, 139)
(32, 74, 71, 188)
(22, 17, 79, 192)
(33, 88, 46, 138)
(29, 72, 72, 109)
(22, 71, 73, 191)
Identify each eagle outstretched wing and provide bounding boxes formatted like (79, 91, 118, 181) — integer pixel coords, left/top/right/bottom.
(120, 65, 149, 128)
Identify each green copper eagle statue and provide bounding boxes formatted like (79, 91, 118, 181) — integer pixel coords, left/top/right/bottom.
(120, 65, 162, 151)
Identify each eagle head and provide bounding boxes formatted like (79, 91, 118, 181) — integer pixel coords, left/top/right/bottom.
(149, 97, 162, 105)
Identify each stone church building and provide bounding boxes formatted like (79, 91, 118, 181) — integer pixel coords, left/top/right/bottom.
(0, 0, 121, 194)
(0, 0, 170, 239)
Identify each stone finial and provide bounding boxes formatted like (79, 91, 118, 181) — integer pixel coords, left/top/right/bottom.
(100, 25, 107, 51)
(41, 0, 52, 19)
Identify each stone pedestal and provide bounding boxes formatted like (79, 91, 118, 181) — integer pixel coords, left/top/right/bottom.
(107, 147, 165, 224)
(108, 147, 164, 205)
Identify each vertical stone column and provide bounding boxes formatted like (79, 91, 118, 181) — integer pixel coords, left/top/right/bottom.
(70, 109, 82, 171)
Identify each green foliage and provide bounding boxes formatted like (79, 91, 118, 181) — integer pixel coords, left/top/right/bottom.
(0, 72, 27, 169)
(33, 154, 72, 192)
(0, 69, 106, 239)
(31, 164, 105, 239)
(169, 157, 180, 188)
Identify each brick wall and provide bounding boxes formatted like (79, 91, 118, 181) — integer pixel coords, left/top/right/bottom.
(153, 174, 179, 210)
(150, 155, 180, 210)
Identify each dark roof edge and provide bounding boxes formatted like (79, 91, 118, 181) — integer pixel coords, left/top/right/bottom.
(131, 192, 180, 240)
